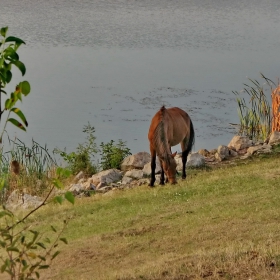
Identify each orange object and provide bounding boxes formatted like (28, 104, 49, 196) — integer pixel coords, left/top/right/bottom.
(272, 85, 280, 132)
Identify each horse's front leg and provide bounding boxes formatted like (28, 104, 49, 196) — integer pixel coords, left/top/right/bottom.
(149, 148, 157, 187)
(160, 161, 165, 185)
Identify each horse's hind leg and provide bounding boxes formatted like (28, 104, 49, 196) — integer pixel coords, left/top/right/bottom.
(181, 150, 187, 179)
(149, 146, 157, 187)
(181, 140, 189, 179)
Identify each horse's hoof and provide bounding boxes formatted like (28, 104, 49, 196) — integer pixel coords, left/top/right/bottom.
(182, 176, 186, 180)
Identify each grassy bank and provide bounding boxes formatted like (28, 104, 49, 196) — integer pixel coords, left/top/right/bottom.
(7, 151, 280, 280)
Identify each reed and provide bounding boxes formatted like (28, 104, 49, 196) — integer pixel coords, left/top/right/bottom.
(0, 137, 58, 202)
(233, 73, 276, 141)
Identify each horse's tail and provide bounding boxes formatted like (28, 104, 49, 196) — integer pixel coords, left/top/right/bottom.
(186, 118, 195, 154)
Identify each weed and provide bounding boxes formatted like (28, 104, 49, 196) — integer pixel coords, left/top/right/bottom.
(233, 73, 276, 141)
(54, 122, 99, 176)
(100, 139, 131, 170)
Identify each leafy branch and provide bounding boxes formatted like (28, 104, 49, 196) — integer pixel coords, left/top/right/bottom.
(0, 26, 30, 143)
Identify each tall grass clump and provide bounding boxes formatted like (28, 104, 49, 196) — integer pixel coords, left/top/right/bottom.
(233, 73, 276, 141)
(0, 137, 58, 203)
(6, 137, 57, 176)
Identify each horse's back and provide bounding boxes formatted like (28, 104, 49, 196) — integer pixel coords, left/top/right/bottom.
(166, 107, 191, 146)
(148, 106, 191, 146)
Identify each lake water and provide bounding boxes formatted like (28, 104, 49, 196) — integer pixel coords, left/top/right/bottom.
(1, 0, 280, 156)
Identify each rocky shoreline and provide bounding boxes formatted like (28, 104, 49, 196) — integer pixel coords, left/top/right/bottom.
(5, 132, 280, 210)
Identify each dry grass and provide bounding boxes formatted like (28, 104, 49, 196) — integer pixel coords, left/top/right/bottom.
(5, 152, 280, 280)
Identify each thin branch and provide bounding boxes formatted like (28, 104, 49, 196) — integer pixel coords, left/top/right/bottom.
(7, 185, 55, 230)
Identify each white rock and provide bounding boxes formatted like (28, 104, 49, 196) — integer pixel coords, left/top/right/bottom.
(217, 145, 229, 159)
(174, 154, 183, 171)
(69, 184, 84, 192)
(121, 152, 151, 171)
(75, 171, 84, 181)
(91, 169, 122, 186)
(125, 169, 144, 179)
(229, 149, 238, 157)
(121, 176, 133, 185)
(228, 135, 253, 151)
(269, 131, 280, 145)
(187, 153, 205, 167)
(5, 190, 43, 210)
(143, 158, 161, 175)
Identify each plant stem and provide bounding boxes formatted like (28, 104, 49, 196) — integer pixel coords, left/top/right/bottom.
(6, 185, 55, 231)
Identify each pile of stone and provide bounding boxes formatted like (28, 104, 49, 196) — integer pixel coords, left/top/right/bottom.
(68, 131, 280, 196)
(5, 132, 280, 209)
(68, 151, 205, 196)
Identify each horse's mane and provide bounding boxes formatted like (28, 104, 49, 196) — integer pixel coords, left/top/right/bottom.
(153, 106, 170, 161)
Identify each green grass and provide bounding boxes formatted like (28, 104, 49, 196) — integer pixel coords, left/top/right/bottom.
(3, 152, 280, 280)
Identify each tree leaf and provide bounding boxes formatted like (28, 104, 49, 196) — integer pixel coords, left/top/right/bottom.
(59, 238, 68, 244)
(51, 250, 61, 260)
(11, 60, 26, 76)
(5, 36, 26, 45)
(5, 70, 12, 83)
(5, 98, 13, 110)
(18, 81, 31, 95)
(7, 118, 26, 131)
(39, 265, 49, 269)
(55, 166, 64, 177)
(7, 247, 19, 252)
(65, 191, 75, 205)
(51, 225, 57, 232)
(0, 26, 8, 37)
(1, 263, 7, 273)
(53, 195, 63, 205)
(4, 47, 19, 61)
(21, 259, 28, 268)
(0, 210, 13, 218)
(38, 255, 46, 261)
(52, 179, 63, 189)
(27, 252, 37, 259)
(11, 108, 28, 126)
(36, 242, 46, 249)
(44, 237, 51, 244)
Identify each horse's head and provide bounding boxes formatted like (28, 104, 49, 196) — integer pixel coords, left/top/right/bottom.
(162, 152, 177, 184)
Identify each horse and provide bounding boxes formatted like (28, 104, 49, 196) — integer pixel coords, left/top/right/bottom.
(148, 106, 195, 186)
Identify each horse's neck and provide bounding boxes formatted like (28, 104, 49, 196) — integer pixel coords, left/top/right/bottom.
(156, 121, 170, 158)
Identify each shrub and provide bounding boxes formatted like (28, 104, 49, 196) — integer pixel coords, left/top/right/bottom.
(54, 123, 99, 176)
(100, 139, 131, 170)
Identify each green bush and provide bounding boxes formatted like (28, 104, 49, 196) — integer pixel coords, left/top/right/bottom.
(54, 123, 98, 176)
(100, 139, 131, 170)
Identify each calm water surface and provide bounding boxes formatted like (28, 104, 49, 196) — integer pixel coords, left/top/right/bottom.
(1, 0, 280, 156)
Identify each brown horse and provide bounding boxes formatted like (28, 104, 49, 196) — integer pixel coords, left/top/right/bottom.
(148, 106, 195, 186)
